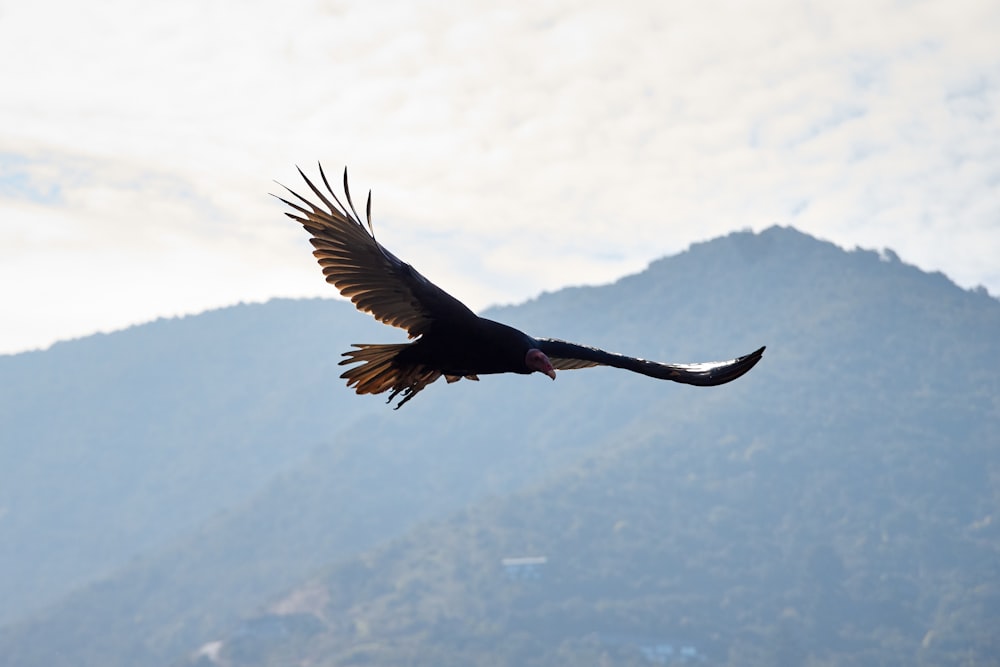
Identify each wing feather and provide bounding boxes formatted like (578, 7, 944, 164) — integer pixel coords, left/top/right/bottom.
(274, 164, 476, 337)
(538, 339, 765, 387)
(549, 357, 601, 370)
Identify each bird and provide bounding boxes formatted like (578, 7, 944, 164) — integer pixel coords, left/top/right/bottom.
(275, 164, 765, 409)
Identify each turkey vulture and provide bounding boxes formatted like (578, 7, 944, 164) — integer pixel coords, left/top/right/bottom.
(275, 165, 765, 408)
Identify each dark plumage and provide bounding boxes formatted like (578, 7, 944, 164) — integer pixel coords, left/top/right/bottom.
(275, 164, 765, 408)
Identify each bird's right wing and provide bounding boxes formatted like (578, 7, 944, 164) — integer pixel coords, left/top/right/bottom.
(274, 164, 477, 337)
(537, 339, 766, 387)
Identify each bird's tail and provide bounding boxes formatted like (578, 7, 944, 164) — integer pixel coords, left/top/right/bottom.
(339, 343, 441, 409)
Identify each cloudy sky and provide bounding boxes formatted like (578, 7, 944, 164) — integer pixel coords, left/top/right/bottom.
(1, 0, 997, 354)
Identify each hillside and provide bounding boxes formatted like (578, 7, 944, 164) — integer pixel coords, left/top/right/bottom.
(0, 298, 383, 623)
(178, 228, 999, 667)
(197, 391, 998, 667)
(1, 226, 998, 666)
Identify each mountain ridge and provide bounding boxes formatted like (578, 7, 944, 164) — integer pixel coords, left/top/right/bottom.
(1, 225, 997, 666)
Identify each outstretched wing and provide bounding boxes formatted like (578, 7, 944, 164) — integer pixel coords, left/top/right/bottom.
(537, 340, 765, 387)
(274, 164, 476, 337)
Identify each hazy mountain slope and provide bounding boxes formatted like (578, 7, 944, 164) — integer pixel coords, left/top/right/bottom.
(0, 229, 770, 667)
(199, 391, 999, 667)
(0, 298, 384, 623)
(175, 228, 1000, 667)
(0, 294, 755, 667)
(2, 226, 998, 667)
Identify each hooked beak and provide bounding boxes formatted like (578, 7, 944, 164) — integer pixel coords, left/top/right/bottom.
(526, 348, 557, 380)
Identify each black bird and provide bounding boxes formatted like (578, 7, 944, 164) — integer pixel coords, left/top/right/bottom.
(275, 165, 765, 408)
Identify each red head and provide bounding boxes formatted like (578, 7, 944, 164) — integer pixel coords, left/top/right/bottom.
(525, 348, 556, 380)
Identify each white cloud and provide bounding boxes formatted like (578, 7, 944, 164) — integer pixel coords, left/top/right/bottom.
(1, 0, 998, 353)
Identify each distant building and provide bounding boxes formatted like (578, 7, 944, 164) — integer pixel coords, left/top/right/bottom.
(638, 642, 706, 664)
(597, 634, 706, 664)
(680, 645, 699, 659)
(501, 556, 547, 580)
(639, 643, 674, 662)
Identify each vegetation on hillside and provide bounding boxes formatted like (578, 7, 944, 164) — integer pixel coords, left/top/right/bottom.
(1, 227, 997, 667)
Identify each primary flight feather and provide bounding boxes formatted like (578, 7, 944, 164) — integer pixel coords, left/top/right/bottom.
(275, 164, 765, 408)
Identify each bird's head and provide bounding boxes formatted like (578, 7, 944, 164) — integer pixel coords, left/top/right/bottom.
(525, 348, 556, 380)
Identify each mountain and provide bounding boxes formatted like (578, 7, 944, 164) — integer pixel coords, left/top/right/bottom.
(196, 387, 999, 667)
(179, 227, 998, 667)
(0, 298, 383, 623)
(1, 226, 997, 667)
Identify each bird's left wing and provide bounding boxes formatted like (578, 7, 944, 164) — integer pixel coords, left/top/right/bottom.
(537, 339, 765, 387)
(274, 164, 477, 338)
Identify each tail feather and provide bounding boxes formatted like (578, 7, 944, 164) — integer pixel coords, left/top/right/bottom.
(339, 343, 442, 409)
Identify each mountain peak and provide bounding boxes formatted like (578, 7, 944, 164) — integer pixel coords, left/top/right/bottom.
(1, 225, 998, 667)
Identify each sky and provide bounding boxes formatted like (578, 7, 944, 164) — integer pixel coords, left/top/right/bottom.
(1, 0, 998, 355)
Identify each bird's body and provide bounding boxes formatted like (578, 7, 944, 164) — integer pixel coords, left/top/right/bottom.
(276, 164, 764, 408)
(401, 317, 540, 377)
